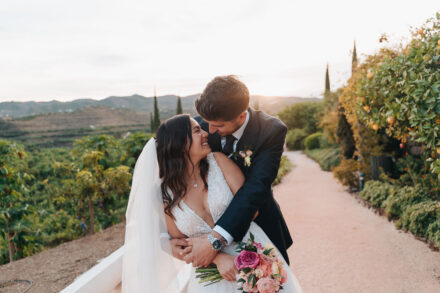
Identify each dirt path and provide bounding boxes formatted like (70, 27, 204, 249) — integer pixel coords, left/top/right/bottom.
(0, 223, 124, 293)
(276, 151, 440, 293)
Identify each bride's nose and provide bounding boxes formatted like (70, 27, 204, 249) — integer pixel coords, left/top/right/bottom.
(201, 129, 208, 137)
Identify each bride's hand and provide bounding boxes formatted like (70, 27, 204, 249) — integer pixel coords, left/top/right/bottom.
(170, 238, 191, 261)
(213, 253, 237, 282)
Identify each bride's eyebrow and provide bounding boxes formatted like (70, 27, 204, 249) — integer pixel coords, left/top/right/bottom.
(192, 126, 201, 131)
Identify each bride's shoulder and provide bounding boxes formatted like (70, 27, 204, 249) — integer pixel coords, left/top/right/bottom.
(211, 152, 244, 194)
(210, 152, 230, 167)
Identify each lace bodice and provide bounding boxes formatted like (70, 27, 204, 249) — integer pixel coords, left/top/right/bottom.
(171, 153, 234, 237)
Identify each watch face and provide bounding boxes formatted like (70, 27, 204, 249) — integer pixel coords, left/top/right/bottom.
(212, 239, 222, 250)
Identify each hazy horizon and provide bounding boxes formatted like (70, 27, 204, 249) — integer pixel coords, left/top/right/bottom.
(1, 1, 439, 102)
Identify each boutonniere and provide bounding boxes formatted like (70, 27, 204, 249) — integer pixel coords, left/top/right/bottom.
(231, 145, 254, 167)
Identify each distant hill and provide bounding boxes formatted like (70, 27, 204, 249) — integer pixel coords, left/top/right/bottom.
(0, 94, 320, 118)
(0, 94, 199, 118)
(0, 106, 150, 147)
(0, 94, 320, 147)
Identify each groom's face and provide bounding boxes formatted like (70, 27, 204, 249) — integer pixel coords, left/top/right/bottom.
(204, 112, 247, 137)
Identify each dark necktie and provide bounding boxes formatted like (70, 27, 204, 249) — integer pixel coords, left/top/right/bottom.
(222, 135, 236, 157)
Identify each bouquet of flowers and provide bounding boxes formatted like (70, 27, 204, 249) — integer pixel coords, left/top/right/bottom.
(195, 233, 288, 292)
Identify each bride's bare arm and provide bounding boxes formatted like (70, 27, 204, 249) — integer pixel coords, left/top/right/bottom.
(212, 252, 237, 281)
(213, 152, 258, 219)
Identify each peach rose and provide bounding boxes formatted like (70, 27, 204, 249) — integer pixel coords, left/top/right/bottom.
(256, 277, 277, 293)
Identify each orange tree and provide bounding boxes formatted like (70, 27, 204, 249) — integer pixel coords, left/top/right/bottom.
(337, 47, 400, 185)
(356, 13, 440, 180)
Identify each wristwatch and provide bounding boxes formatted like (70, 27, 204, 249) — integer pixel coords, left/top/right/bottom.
(207, 233, 224, 251)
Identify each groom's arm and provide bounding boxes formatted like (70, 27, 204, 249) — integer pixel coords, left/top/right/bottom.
(215, 122, 287, 242)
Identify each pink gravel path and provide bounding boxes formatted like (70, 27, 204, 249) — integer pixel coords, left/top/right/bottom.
(275, 151, 440, 293)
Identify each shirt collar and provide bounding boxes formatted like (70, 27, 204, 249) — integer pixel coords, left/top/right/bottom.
(232, 110, 249, 140)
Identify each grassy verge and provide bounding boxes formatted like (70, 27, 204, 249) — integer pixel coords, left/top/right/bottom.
(359, 181, 440, 250)
(304, 146, 341, 171)
(273, 155, 292, 186)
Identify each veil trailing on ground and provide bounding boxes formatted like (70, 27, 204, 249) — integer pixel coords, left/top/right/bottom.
(123, 138, 187, 293)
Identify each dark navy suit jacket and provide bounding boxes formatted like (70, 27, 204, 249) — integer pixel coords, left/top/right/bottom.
(195, 108, 293, 264)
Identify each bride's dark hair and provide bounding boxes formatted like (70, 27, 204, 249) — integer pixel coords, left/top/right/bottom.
(156, 114, 209, 218)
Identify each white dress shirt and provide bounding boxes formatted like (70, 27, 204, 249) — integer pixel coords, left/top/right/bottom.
(213, 111, 250, 245)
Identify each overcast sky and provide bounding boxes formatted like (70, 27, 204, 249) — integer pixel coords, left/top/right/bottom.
(1, 0, 439, 102)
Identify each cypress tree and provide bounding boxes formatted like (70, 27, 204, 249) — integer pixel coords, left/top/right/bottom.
(176, 96, 183, 114)
(352, 41, 358, 75)
(336, 107, 356, 159)
(325, 64, 330, 93)
(152, 95, 160, 133)
(149, 112, 154, 133)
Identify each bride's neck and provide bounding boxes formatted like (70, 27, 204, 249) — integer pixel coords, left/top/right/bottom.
(186, 159, 201, 179)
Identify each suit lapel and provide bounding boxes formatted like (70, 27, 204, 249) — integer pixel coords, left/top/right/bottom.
(236, 108, 259, 154)
(234, 108, 260, 173)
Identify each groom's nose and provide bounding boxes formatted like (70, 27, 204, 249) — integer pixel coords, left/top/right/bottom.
(208, 125, 217, 134)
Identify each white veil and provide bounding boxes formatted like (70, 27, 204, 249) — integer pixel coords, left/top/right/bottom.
(123, 138, 188, 293)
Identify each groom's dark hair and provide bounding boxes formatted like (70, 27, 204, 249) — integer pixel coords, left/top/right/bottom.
(195, 75, 249, 121)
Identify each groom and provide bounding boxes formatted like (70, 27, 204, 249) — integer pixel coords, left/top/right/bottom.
(174, 75, 293, 266)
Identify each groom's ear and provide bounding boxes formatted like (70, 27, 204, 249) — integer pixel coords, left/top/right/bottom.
(237, 111, 247, 123)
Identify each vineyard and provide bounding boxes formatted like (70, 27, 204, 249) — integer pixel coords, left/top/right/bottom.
(0, 132, 152, 265)
(281, 12, 440, 251)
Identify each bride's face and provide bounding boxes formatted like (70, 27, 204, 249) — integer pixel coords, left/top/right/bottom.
(188, 118, 211, 160)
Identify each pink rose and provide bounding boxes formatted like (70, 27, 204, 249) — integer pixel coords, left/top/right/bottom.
(256, 277, 277, 293)
(235, 250, 260, 270)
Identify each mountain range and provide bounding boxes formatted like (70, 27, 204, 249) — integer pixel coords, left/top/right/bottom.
(0, 94, 319, 118)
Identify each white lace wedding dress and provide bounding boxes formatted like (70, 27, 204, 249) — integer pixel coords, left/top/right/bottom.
(171, 153, 302, 293)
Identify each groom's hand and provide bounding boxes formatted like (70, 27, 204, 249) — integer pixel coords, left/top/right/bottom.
(185, 233, 220, 267)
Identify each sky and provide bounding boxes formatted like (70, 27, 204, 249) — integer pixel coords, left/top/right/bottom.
(1, 0, 439, 102)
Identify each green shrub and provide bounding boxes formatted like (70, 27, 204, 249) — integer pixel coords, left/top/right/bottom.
(278, 101, 324, 134)
(426, 220, 440, 248)
(332, 158, 359, 190)
(304, 132, 322, 150)
(273, 155, 292, 186)
(305, 147, 340, 171)
(383, 185, 429, 220)
(286, 129, 308, 150)
(396, 201, 440, 237)
(359, 180, 394, 208)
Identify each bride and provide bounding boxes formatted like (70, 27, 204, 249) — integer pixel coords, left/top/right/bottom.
(122, 114, 302, 293)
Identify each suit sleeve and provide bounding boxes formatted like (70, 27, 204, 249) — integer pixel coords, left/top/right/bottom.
(215, 123, 287, 242)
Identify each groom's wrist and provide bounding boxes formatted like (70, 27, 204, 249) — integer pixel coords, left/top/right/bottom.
(213, 225, 233, 245)
(210, 231, 226, 246)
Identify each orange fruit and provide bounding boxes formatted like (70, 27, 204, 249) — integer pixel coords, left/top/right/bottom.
(363, 105, 371, 112)
(437, 148, 440, 155)
(367, 72, 374, 79)
(372, 124, 379, 131)
(436, 118, 440, 125)
(387, 116, 395, 124)
(418, 29, 424, 36)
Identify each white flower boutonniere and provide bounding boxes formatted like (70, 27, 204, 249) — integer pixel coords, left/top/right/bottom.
(231, 146, 253, 167)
